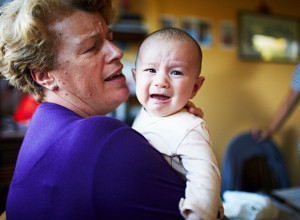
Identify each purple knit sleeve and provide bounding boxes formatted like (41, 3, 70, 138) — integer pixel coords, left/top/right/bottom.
(93, 127, 185, 220)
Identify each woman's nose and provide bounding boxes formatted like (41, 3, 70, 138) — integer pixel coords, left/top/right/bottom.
(105, 41, 124, 62)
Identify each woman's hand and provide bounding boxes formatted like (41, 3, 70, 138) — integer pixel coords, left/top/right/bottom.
(185, 101, 204, 118)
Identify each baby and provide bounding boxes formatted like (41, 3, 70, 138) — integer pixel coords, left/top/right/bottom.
(132, 27, 223, 220)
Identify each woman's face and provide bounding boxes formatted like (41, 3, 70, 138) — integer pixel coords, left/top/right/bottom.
(49, 10, 129, 116)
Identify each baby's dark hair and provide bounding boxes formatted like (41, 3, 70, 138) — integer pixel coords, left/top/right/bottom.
(136, 27, 202, 74)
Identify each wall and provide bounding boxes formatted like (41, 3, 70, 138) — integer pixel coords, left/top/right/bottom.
(123, 0, 300, 186)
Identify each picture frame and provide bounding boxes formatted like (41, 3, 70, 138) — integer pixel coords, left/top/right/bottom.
(160, 15, 178, 29)
(220, 21, 236, 49)
(180, 17, 198, 41)
(196, 19, 213, 48)
(180, 17, 213, 48)
(238, 11, 300, 63)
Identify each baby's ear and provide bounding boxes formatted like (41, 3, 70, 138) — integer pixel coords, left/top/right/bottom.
(131, 68, 136, 81)
(190, 76, 205, 99)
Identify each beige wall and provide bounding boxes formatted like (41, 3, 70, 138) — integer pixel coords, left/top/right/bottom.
(124, 0, 300, 186)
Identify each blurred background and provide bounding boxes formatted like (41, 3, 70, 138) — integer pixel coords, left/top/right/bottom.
(109, 0, 300, 187)
(1, 0, 300, 212)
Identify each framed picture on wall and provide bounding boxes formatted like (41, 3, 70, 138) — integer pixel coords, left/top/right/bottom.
(196, 19, 213, 47)
(180, 17, 198, 41)
(220, 21, 235, 49)
(238, 11, 300, 63)
(160, 15, 178, 29)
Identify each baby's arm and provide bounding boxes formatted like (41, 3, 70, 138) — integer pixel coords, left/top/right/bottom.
(177, 121, 222, 220)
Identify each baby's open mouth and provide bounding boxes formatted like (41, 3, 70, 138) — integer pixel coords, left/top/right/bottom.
(150, 94, 170, 101)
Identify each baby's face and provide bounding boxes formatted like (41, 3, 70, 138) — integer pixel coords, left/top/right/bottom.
(133, 38, 204, 117)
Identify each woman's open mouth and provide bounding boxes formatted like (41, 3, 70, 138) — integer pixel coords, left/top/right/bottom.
(104, 73, 125, 81)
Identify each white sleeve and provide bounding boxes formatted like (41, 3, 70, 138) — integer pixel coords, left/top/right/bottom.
(177, 122, 223, 220)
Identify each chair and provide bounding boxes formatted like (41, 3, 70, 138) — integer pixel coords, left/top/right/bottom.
(220, 131, 290, 200)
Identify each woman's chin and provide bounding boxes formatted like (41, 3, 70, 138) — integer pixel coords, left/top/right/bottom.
(115, 88, 130, 105)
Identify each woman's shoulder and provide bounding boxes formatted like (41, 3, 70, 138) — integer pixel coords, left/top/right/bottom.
(78, 115, 151, 146)
(73, 115, 134, 138)
(83, 115, 129, 129)
(35, 103, 131, 134)
(34, 103, 148, 149)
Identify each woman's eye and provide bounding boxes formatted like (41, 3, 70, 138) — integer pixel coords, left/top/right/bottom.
(84, 46, 96, 53)
(107, 29, 114, 41)
(171, 71, 183, 76)
(108, 34, 113, 41)
(146, 69, 156, 73)
(83, 42, 100, 54)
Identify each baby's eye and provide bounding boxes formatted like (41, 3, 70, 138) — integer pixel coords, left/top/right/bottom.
(171, 71, 183, 76)
(146, 69, 156, 73)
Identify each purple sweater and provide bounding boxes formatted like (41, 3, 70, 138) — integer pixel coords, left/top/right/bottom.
(6, 103, 185, 220)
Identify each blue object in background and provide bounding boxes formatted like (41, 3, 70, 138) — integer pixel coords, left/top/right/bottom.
(221, 131, 291, 200)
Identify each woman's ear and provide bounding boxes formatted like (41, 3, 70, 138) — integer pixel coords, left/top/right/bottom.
(190, 76, 205, 99)
(131, 68, 136, 82)
(30, 69, 55, 90)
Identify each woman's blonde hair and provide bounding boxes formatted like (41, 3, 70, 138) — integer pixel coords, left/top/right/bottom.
(0, 0, 115, 102)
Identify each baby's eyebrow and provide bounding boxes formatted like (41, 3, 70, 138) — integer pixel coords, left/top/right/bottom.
(169, 61, 188, 68)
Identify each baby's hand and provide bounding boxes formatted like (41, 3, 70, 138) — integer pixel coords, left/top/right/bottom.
(185, 101, 204, 118)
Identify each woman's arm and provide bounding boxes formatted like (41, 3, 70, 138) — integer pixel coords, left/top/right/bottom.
(93, 127, 186, 220)
(253, 88, 300, 142)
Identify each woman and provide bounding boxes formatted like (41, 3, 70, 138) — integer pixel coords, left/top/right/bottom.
(0, 0, 203, 219)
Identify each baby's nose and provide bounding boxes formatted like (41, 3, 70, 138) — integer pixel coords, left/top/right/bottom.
(154, 74, 169, 88)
